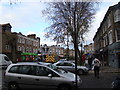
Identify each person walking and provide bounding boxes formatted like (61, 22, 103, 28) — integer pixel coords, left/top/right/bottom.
(92, 58, 101, 78)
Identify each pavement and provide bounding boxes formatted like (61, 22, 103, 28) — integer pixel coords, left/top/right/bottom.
(89, 66, 120, 73)
(100, 66, 120, 73)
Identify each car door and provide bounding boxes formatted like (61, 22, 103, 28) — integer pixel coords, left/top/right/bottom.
(56, 62, 75, 72)
(16, 65, 39, 89)
(33, 66, 63, 89)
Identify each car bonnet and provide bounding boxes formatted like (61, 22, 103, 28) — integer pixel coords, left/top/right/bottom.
(61, 71, 76, 81)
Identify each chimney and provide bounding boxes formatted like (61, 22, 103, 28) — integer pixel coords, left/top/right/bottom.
(27, 34, 36, 39)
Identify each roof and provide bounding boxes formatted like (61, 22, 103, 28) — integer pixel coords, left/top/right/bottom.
(16, 62, 51, 66)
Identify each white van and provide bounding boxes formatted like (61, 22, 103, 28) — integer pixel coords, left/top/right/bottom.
(0, 54, 12, 69)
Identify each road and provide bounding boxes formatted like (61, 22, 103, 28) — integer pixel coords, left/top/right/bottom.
(80, 71, 120, 88)
(1, 69, 120, 90)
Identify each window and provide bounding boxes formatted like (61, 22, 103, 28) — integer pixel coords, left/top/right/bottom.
(18, 46, 21, 51)
(36, 66, 51, 76)
(103, 26, 105, 34)
(22, 38, 25, 44)
(19, 38, 22, 43)
(19, 65, 31, 74)
(114, 9, 120, 22)
(36, 66, 59, 77)
(64, 63, 73, 66)
(104, 34, 108, 46)
(108, 30, 113, 44)
(19, 65, 36, 75)
(18, 38, 20, 43)
(108, 16, 111, 28)
(4, 56, 10, 61)
(22, 47, 24, 52)
(116, 28, 120, 41)
(9, 66, 19, 73)
(57, 62, 73, 66)
(5, 45, 10, 50)
(103, 36, 106, 47)
(57, 63, 65, 66)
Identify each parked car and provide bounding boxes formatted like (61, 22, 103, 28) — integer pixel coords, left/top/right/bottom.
(4, 62, 82, 90)
(0, 54, 12, 69)
(53, 61, 89, 75)
(112, 77, 120, 88)
(59, 59, 67, 61)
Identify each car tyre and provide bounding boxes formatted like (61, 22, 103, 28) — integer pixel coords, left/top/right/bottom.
(58, 85, 71, 90)
(8, 82, 19, 90)
(78, 69, 84, 75)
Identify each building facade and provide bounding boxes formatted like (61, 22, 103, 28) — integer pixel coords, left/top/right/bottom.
(1, 23, 14, 61)
(1, 23, 40, 62)
(16, 33, 40, 54)
(48, 45, 64, 56)
(93, 2, 120, 68)
(84, 43, 94, 55)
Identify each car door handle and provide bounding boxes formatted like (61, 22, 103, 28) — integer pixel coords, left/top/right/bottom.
(18, 77, 21, 79)
(35, 79, 39, 81)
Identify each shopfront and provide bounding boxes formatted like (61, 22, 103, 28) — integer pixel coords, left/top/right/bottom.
(17, 53, 38, 62)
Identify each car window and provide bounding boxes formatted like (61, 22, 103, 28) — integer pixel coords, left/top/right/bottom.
(19, 65, 36, 75)
(57, 63, 65, 66)
(8, 66, 19, 73)
(36, 66, 59, 77)
(4, 56, 10, 61)
(57, 62, 73, 66)
(64, 63, 73, 66)
(36, 66, 51, 76)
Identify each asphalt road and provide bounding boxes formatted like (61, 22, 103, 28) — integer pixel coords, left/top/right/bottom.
(1, 69, 120, 90)
(80, 71, 120, 88)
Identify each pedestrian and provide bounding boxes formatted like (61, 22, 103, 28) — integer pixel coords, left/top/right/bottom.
(88, 57, 92, 70)
(84, 58, 89, 68)
(92, 58, 101, 78)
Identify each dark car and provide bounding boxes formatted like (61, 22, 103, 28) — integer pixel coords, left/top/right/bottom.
(112, 77, 120, 88)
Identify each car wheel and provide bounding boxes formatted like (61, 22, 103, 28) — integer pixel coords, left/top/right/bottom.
(58, 85, 71, 90)
(78, 69, 84, 75)
(8, 82, 19, 90)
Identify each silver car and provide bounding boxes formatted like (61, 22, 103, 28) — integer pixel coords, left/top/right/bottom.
(4, 62, 82, 90)
(53, 61, 89, 75)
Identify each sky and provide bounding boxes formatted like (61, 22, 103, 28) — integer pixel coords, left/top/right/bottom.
(0, 0, 120, 47)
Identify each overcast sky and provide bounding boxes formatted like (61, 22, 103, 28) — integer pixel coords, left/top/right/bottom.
(0, 0, 120, 47)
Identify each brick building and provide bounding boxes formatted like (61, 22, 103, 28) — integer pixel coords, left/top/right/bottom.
(1, 23, 40, 62)
(93, 2, 120, 68)
(1, 23, 14, 61)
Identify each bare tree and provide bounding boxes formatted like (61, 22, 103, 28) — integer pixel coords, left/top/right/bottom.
(43, 1, 98, 65)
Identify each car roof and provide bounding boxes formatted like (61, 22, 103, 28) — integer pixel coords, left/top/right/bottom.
(16, 62, 51, 66)
(54, 61, 74, 64)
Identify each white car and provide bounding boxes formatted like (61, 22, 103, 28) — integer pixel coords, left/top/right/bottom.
(53, 61, 89, 75)
(4, 62, 82, 90)
(0, 54, 12, 69)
